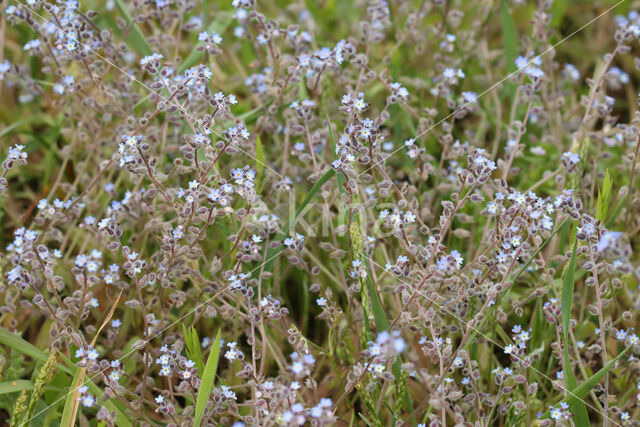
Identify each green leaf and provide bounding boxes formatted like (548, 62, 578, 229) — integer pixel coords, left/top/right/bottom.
(0, 328, 72, 375)
(0, 380, 33, 395)
(501, 0, 518, 74)
(561, 239, 578, 343)
(366, 275, 388, 331)
(194, 330, 222, 426)
(561, 239, 589, 424)
(596, 169, 612, 222)
(183, 325, 205, 374)
(358, 413, 376, 427)
(202, 0, 209, 28)
(550, 0, 569, 27)
(0, 118, 42, 139)
(60, 367, 85, 427)
(566, 347, 631, 406)
(114, 0, 153, 57)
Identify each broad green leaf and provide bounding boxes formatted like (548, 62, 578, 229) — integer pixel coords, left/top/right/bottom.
(561, 239, 589, 425)
(114, 0, 153, 57)
(194, 330, 222, 425)
(596, 169, 612, 222)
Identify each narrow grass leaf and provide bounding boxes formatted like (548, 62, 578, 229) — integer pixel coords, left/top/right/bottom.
(501, 0, 518, 73)
(567, 347, 631, 405)
(61, 290, 123, 427)
(0, 380, 33, 395)
(596, 169, 612, 222)
(255, 135, 265, 176)
(561, 239, 578, 343)
(60, 367, 85, 427)
(194, 329, 222, 425)
(550, 0, 569, 27)
(327, 118, 346, 197)
(0, 327, 72, 375)
(560, 239, 589, 424)
(366, 274, 388, 331)
(183, 325, 205, 374)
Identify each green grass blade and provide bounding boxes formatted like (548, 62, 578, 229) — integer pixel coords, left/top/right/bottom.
(566, 347, 630, 405)
(183, 325, 205, 374)
(561, 239, 578, 343)
(0, 327, 72, 375)
(0, 380, 33, 395)
(550, 0, 569, 27)
(255, 135, 265, 180)
(501, 0, 518, 74)
(561, 239, 589, 424)
(114, 0, 153, 57)
(327, 117, 349, 226)
(366, 274, 388, 331)
(60, 367, 85, 427)
(596, 169, 612, 222)
(194, 329, 222, 425)
(202, 0, 209, 28)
